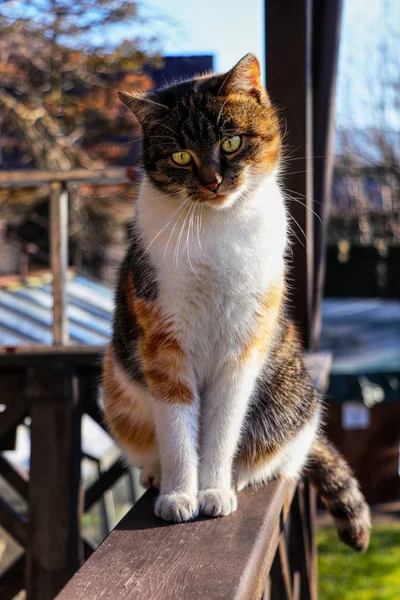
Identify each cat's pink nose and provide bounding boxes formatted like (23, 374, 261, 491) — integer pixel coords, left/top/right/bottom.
(203, 176, 222, 192)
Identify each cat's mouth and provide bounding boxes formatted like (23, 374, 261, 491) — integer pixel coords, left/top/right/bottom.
(196, 186, 242, 207)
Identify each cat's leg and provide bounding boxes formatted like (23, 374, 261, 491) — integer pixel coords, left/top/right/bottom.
(198, 360, 260, 517)
(152, 400, 199, 522)
(132, 297, 200, 522)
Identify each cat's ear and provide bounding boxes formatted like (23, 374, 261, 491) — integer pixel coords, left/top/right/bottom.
(118, 91, 169, 125)
(218, 54, 269, 105)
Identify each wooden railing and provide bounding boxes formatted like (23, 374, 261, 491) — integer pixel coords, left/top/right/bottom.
(56, 480, 317, 600)
(0, 349, 330, 600)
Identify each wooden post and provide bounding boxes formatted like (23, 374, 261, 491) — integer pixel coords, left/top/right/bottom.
(26, 364, 82, 600)
(50, 182, 69, 345)
(311, 0, 343, 347)
(265, 0, 314, 347)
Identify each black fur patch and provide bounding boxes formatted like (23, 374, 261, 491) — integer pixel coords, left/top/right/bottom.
(112, 220, 159, 382)
(238, 316, 319, 464)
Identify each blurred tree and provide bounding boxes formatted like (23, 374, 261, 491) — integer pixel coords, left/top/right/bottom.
(0, 0, 162, 281)
(332, 0, 400, 247)
(0, 0, 160, 169)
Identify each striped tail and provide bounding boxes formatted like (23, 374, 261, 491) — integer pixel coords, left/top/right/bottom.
(307, 436, 371, 552)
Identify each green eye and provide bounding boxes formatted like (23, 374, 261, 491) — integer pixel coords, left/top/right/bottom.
(171, 151, 192, 166)
(221, 136, 242, 154)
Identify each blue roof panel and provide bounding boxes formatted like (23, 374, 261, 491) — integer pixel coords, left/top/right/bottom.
(0, 274, 113, 346)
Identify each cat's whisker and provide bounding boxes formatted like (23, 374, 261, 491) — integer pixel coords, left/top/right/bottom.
(286, 222, 304, 251)
(284, 168, 316, 176)
(145, 196, 189, 252)
(163, 198, 191, 261)
(147, 189, 187, 203)
(288, 213, 308, 247)
(155, 122, 181, 137)
(285, 193, 323, 223)
(174, 202, 193, 267)
(216, 98, 229, 129)
(196, 203, 204, 253)
(185, 203, 200, 281)
(284, 186, 321, 206)
(122, 135, 176, 146)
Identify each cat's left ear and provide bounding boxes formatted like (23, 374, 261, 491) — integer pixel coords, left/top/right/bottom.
(118, 91, 169, 125)
(218, 54, 269, 105)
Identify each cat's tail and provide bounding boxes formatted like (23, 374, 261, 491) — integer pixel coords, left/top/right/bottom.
(306, 435, 371, 552)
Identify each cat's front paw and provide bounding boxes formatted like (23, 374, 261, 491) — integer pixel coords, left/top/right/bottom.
(199, 488, 238, 517)
(155, 492, 199, 523)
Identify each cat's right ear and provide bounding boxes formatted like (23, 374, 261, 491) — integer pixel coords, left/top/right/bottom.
(118, 91, 169, 125)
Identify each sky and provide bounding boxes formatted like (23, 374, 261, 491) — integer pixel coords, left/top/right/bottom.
(126, 0, 265, 73)
(111, 0, 399, 130)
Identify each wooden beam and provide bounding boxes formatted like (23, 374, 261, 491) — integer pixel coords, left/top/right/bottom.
(50, 182, 69, 345)
(84, 459, 127, 512)
(26, 364, 82, 600)
(311, 0, 343, 347)
(0, 555, 25, 600)
(0, 372, 29, 440)
(56, 480, 296, 600)
(0, 455, 29, 500)
(0, 496, 27, 547)
(0, 167, 139, 187)
(265, 0, 314, 347)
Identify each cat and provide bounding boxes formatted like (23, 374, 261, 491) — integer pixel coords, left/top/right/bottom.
(102, 53, 371, 551)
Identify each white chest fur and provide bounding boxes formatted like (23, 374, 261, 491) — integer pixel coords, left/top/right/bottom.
(136, 175, 287, 386)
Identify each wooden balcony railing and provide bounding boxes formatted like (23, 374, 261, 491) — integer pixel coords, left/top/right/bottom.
(0, 348, 330, 600)
(56, 480, 317, 600)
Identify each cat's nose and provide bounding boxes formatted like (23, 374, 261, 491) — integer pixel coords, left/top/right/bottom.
(203, 175, 222, 192)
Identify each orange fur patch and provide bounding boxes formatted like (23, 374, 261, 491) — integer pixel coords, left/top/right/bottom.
(125, 273, 194, 405)
(240, 278, 285, 364)
(102, 346, 155, 452)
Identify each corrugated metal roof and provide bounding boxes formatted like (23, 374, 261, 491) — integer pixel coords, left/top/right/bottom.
(320, 298, 400, 374)
(0, 272, 112, 346)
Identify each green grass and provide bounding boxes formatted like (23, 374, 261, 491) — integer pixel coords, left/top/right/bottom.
(318, 523, 400, 600)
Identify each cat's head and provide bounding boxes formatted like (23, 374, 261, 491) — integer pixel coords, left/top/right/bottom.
(119, 54, 281, 209)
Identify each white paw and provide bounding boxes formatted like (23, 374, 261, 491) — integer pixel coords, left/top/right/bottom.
(140, 465, 161, 489)
(155, 492, 199, 522)
(199, 488, 238, 517)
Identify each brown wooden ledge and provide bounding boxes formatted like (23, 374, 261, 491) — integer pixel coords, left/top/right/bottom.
(56, 479, 297, 600)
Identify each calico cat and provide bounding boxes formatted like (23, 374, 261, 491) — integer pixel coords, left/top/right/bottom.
(102, 54, 371, 551)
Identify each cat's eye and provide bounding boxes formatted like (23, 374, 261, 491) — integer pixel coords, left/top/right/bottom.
(171, 151, 192, 166)
(221, 136, 242, 154)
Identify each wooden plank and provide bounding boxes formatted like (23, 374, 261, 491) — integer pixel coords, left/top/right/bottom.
(0, 167, 139, 187)
(0, 344, 105, 357)
(50, 182, 69, 345)
(265, 0, 314, 347)
(0, 372, 28, 440)
(56, 480, 296, 600)
(0, 455, 29, 500)
(304, 482, 318, 598)
(0, 496, 27, 547)
(288, 486, 314, 600)
(0, 555, 25, 600)
(311, 0, 343, 347)
(26, 364, 82, 600)
(270, 535, 293, 600)
(84, 459, 127, 512)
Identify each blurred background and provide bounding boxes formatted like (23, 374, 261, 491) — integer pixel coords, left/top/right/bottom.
(0, 1, 400, 599)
